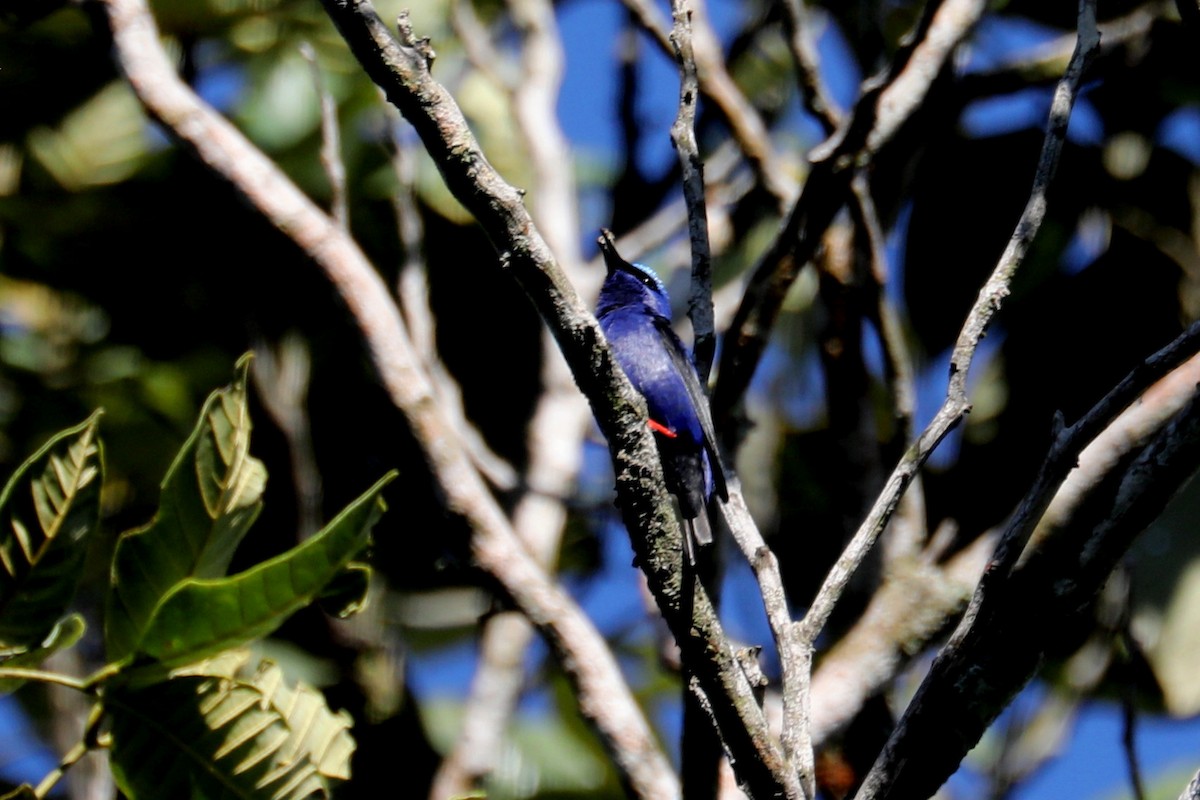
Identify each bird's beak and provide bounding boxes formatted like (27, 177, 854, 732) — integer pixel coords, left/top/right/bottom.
(598, 229, 629, 276)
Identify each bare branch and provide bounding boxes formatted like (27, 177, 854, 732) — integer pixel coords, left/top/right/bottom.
(713, 0, 989, 431)
(154, 0, 801, 794)
(250, 333, 323, 539)
(667, 0, 716, 384)
(777, 0, 842, 133)
(100, 1, 677, 795)
(809, 342, 1200, 747)
(797, 0, 1100, 652)
(618, 0, 794, 206)
(665, 5, 728, 793)
(987, 318, 1200, 586)
(719, 482, 811, 794)
(433, 0, 599, 789)
(857, 355, 1200, 798)
(387, 124, 518, 491)
(299, 42, 349, 229)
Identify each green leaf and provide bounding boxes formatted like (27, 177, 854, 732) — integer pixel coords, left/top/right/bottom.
(0, 412, 102, 650)
(105, 355, 266, 662)
(107, 656, 354, 800)
(0, 613, 86, 694)
(132, 472, 394, 670)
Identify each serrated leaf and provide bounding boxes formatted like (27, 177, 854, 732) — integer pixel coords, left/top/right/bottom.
(0, 613, 86, 694)
(132, 472, 394, 670)
(105, 355, 266, 662)
(107, 658, 354, 800)
(0, 413, 102, 650)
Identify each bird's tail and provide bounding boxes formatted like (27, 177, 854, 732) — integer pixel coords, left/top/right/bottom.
(683, 509, 713, 565)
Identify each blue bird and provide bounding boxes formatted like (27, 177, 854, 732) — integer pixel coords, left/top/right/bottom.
(596, 231, 728, 557)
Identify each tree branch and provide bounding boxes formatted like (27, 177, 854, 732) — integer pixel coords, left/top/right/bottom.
(668, 0, 716, 383)
(313, 3, 803, 793)
(712, 0, 989, 432)
(1180, 767, 1200, 800)
(434, 0, 597, 788)
(796, 0, 1099, 653)
(807, 348, 1200, 749)
(100, 0, 676, 795)
(618, 0, 794, 207)
(857, 348, 1200, 799)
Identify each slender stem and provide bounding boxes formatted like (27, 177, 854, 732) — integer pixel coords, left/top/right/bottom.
(300, 42, 349, 229)
(34, 740, 90, 798)
(0, 668, 93, 693)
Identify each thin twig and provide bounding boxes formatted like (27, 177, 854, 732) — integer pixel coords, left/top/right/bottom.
(0, 668, 93, 692)
(618, 0, 793, 206)
(847, 176, 924, 560)
(386, 123, 519, 492)
(850, 176, 915, 451)
(250, 333, 323, 538)
(34, 740, 90, 799)
(777, 0, 842, 133)
(1121, 671, 1147, 800)
(300, 42, 349, 229)
(667, 0, 716, 386)
(797, 0, 1100, 650)
(1118, 576, 1147, 800)
(719, 482, 811, 795)
(665, 3, 727, 792)
(713, 0, 989, 431)
(101, 1, 677, 795)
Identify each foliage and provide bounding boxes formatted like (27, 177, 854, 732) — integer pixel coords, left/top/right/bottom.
(0, 360, 391, 798)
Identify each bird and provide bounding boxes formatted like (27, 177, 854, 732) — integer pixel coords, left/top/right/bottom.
(595, 230, 728, 559)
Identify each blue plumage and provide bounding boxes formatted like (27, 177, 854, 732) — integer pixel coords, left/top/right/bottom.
(596, 232, 728, 555)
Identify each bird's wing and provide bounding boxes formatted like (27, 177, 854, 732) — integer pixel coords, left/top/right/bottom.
(654, 317, 729, 502)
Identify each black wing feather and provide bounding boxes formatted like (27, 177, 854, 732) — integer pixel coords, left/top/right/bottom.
(653, 317, 729, 502)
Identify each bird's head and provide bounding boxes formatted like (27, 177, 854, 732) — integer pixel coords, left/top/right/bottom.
(596, 229, 672, 319)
